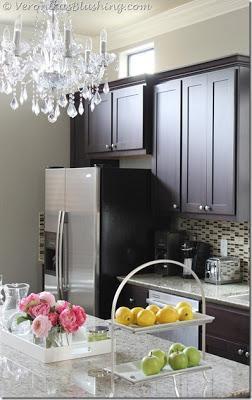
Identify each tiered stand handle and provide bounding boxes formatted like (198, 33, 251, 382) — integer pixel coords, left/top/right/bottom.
(109, 259, 207, 396)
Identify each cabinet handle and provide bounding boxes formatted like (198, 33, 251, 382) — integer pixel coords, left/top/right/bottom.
(105, 144, 111, 150)
(199, 205, 203, 210)
(111, 143, 117, 150)
(204, 205, 211, 211)
(173, 204, 178, 209)
(238, 349, 244, 356)
(245, 352, 250, 358)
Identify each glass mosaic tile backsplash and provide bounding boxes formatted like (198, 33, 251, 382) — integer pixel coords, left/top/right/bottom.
(178, 218, 250, 282)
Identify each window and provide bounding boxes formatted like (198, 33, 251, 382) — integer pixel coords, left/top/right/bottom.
(128, 48, 154, 76)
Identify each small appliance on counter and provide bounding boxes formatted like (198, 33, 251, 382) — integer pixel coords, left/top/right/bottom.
(205, 256, 241, 284)
(181, 241, 212, 279)
(154, 230, 188, 276)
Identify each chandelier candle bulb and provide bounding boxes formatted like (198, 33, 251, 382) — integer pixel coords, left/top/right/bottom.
(64, 18, 72, 58)
(100, 29, 107, 54)
(13, 16, 22, 56)
(85, 37, 92, 65)
(2, 27, 11, 47)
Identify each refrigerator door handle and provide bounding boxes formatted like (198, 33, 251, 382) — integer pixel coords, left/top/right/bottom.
(55, 210, 62, 299)
(59, 210, 66, 299)
(63, 213, 68, 295)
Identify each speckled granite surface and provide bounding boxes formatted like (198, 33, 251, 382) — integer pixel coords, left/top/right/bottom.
(118, 274, 250, 309)
(0, 316, 250, 398)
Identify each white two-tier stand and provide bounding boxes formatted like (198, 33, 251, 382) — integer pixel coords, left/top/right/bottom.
(108, 259, 213, 397)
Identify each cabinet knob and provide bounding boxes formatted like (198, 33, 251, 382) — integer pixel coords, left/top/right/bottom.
(199, 205, 203, 210)
(245, 352, 250, 358)
(105, 144, 111, 150)
(204, 205, 211, 211)
(173, 204, 178, 209)
(129, 298, 134, 304)
(111, 143, 117, 150)
(238, 349, 244, 356)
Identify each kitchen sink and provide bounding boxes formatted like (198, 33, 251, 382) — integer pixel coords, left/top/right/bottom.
(228, 293, 249, 302)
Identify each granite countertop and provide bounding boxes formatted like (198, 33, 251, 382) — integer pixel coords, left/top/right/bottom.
(117, 274, 249, 309)
(0, 316, 250, 398)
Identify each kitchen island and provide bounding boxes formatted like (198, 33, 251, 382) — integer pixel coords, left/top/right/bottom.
(0, 316, 249, 398)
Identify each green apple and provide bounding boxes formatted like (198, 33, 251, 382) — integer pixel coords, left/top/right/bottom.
(168, 352, 188, 370)
(183, 346, 201, 367)
(148, 349, 167, 370)
(141, 355, 161, 376)
(168, 343, 185, 355)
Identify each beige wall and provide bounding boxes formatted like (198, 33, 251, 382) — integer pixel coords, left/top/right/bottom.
(117, 7, 249, 169)
(109, 8, 249, 79)
(0, 96, 69, 292)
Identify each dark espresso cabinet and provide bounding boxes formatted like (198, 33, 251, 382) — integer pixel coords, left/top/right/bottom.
(153, 58, 249, 220)
(112, 85, 145, 151)
(206, 69, 236, 215)
(85, 92, 112, 154)
(153, 79, 182, 214)
(206, 303, 250, 365)
(71, 55, 249, 221)
(83, 79, 153, 158)
(182, 74, 208, 214)
(182, 68, 237, 216)
(119, 284, 148, 309)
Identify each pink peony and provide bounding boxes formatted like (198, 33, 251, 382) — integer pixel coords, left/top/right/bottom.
(29, 302, 50, 317)
(48, 312, 58, 326)
(59, 308, 78, 333)
(19, 293, 40, 312)
(72, 305, 86, 327)
(31, 315, 52, 338)
(59, 305, 86, 333)
(55, 300, 70, 314)
(39, 291, 56, 307)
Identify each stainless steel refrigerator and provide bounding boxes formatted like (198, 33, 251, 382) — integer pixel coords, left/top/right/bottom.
(44, 167, 153, 318)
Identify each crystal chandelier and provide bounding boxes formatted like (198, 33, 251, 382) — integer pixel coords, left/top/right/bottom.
(0, 0, 116, 122)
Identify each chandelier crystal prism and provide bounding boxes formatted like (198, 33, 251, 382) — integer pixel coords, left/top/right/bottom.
(0, 0, 116, 122)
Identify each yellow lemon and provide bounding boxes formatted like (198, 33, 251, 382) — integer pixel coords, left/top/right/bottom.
(137, 309, 156, 326)
(146, 304, 160, 315)
(130, 307, 144, 324)
(156, 306, 178, 324)
(163, 304, 174, 309)
(175, 301, 192, 311)
(115, 307, 133, 326)
(177, 306, 193, 321)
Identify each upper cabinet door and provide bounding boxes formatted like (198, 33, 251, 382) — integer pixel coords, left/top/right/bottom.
(154, 79, 182, 214)
(86, 92, 112, 153)
(182, 74, 208, 213)
(112, 85, 144, 151)
(206, 68, 236, 215)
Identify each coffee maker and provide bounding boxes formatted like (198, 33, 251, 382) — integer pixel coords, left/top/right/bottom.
(154, 230, 188, 276)
(181, 241, 212, 279)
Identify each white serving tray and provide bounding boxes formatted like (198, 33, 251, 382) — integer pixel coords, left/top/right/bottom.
(113, 312, 214, 334)
(0, 329, 113, 363)
(105, 360, 212, 384)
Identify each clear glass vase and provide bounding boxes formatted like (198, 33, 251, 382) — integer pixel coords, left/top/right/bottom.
(33, 328, 72, 349)
(2, 283, 30, 334)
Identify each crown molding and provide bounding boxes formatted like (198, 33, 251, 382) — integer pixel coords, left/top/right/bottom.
(107, 0, 249, 51)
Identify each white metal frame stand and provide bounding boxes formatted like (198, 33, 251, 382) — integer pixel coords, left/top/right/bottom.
(109, 259, 210, 397)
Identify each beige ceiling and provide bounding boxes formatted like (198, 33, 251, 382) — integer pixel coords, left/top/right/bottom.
(0, 0, 194, 35)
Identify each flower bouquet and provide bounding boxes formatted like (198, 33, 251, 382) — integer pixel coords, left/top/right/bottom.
(17, 291, 87, 348)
